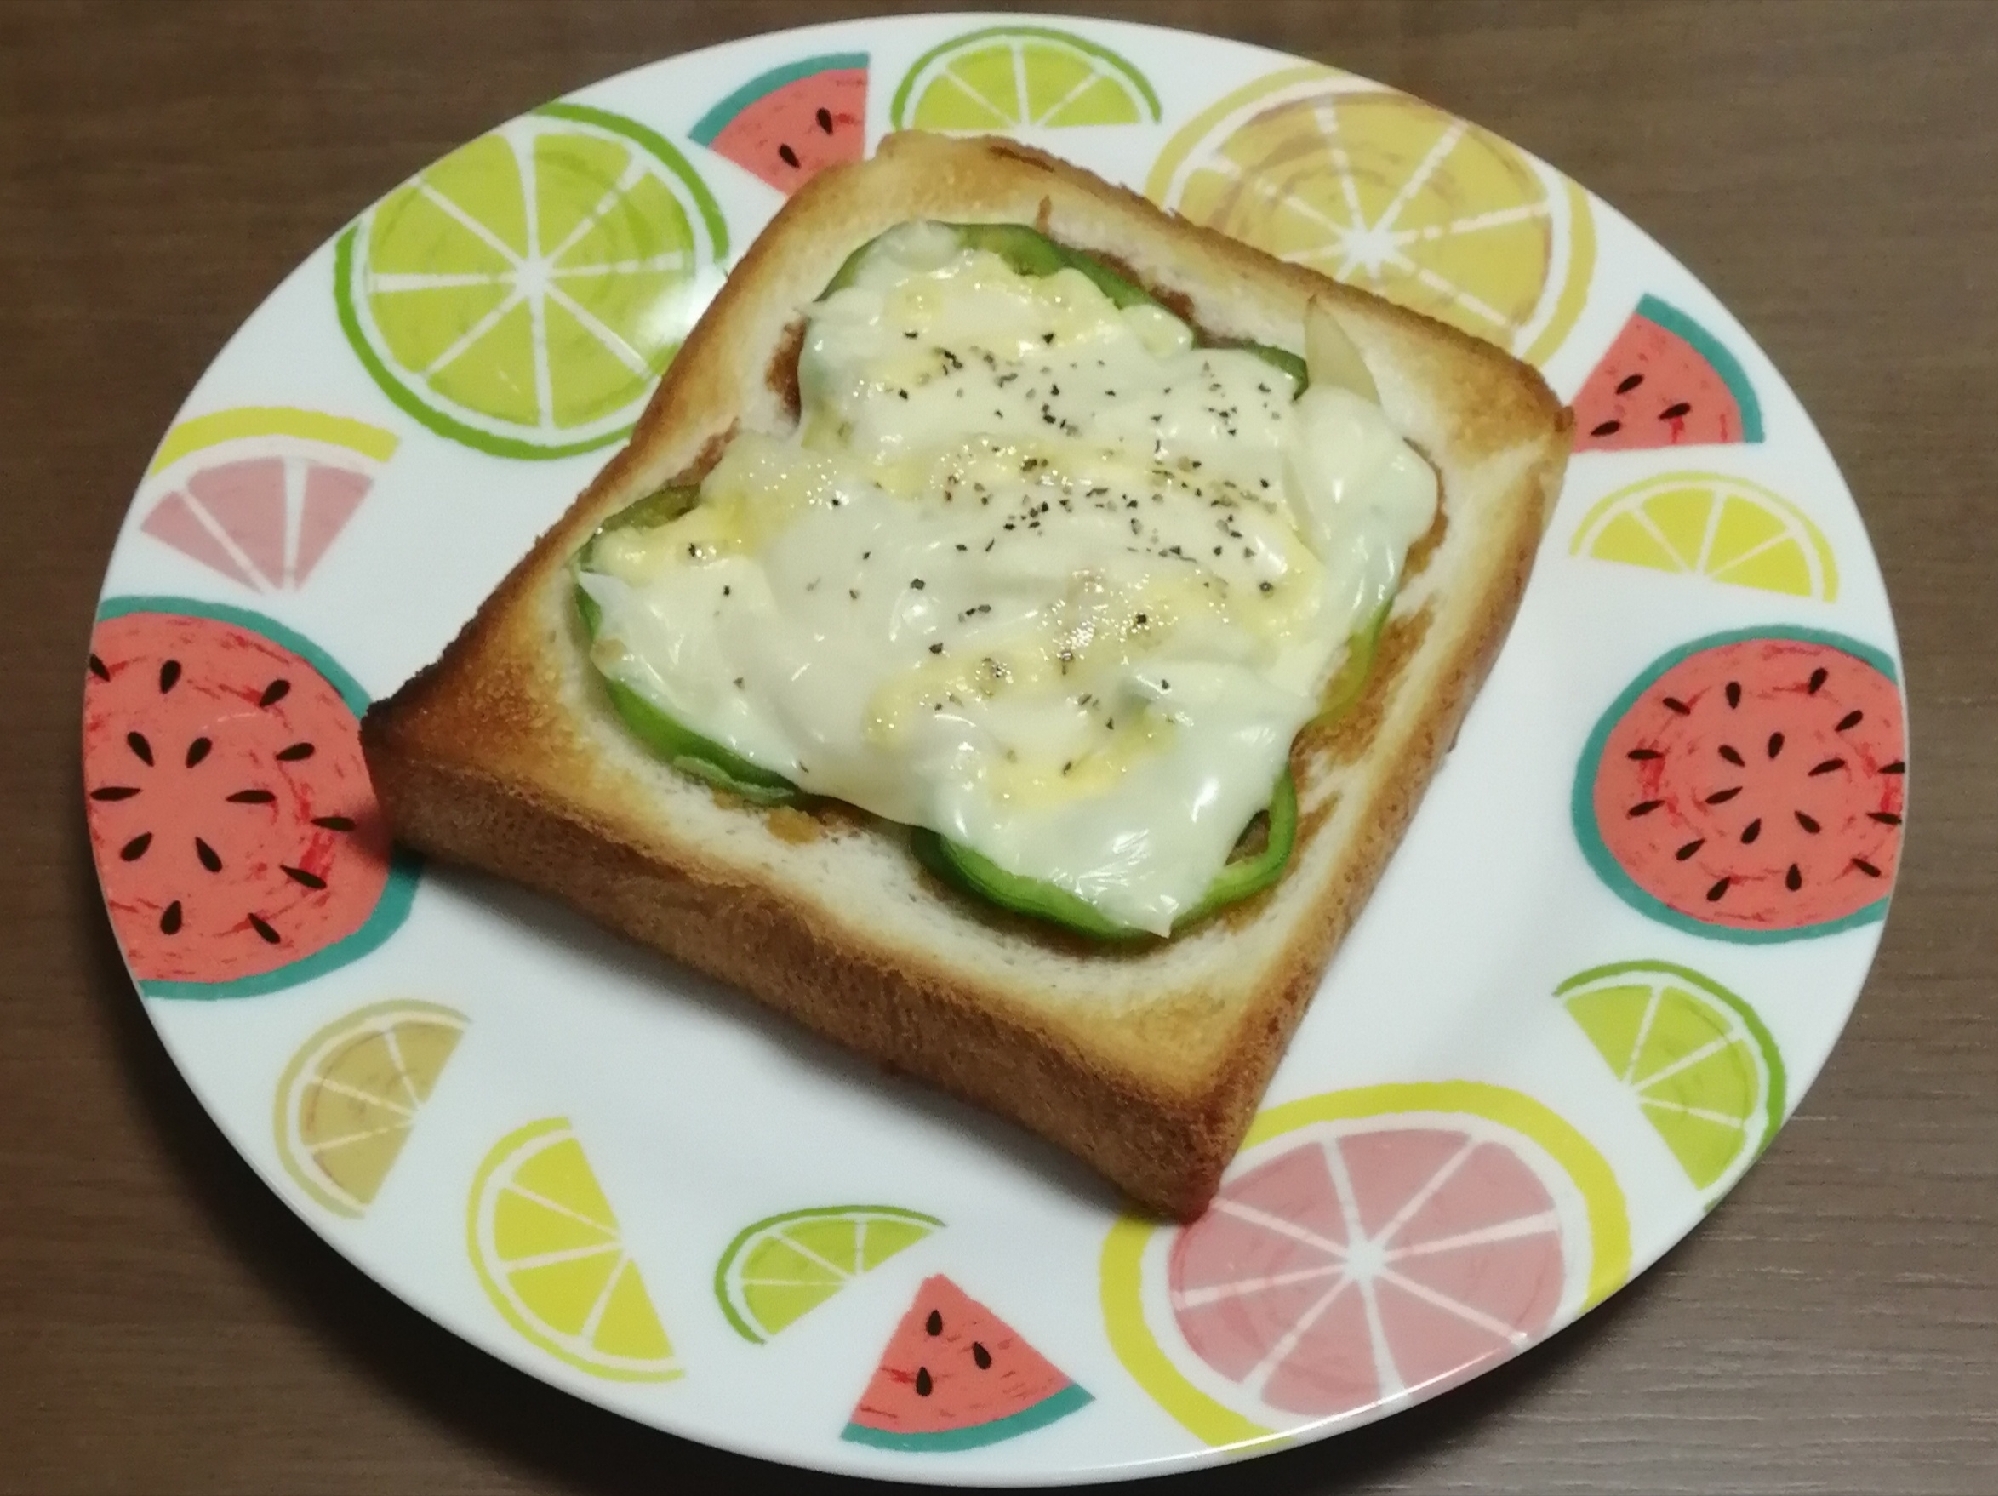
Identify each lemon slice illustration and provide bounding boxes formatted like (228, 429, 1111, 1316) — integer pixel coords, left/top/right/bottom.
(1571, 471, 1838, 600)
(1148, 67, 1593, 366)
(274, 999, 466, 1217)
(468, 1118, 680, 1382)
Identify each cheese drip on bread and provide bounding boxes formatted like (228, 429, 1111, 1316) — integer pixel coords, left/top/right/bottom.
(582, 223, 1436, 934)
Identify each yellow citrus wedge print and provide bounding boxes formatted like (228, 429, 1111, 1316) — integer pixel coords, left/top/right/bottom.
(1102, 1082, 1629, 1448)
(1570, 471, 1839, 600)
(1147, 67, 1594, 367)
(468, 1118, 679, 1382)
(1558, 961, 1786, 1194)
(714, 1204, 942, 1343)
(336, 102, 728, 460)
(274, 999, 466, 1218)
(890, 25, 1161, 130)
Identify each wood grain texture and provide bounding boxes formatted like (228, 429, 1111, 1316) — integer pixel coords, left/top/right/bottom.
(1, 1, 1992, 1492)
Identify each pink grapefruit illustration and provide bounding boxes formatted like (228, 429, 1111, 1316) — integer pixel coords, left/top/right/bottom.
(139, 407, 398, 592)
(1101, 1083, 1629, 1447)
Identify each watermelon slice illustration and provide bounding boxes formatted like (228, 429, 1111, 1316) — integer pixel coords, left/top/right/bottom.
(139, 407, 398, 592)
(1571, 294, 1763, 452)
(690, 53, 868, 195)
(842, 1275, 1091, 1452)
(1575, 627, 1904, 941)
(83, 597, 418, 998)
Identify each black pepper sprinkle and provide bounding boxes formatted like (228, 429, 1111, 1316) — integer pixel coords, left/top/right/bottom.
(910, 578, 925, 590)
(929, 642, 944, 654)
(722, 585, 730, 596)
(1259, 580, 1274, 592)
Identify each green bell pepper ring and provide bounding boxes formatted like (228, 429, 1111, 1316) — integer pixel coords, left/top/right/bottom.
(575, 219, 1382, 933)
(911, 766, 1299, 942)
(573, 488, 800, 805)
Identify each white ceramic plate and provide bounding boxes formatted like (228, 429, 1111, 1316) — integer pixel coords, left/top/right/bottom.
(82, 14, 1906, 1484)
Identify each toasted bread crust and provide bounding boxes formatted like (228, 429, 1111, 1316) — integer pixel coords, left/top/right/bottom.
(363, 133, 1570, 1219)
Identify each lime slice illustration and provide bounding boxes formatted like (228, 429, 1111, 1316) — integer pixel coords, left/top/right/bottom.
(1558, 960, 1786, 1192)
(715, 1203, 942, 1343)
(336, 102, 727, 460)
(891, 26, 1160, 130)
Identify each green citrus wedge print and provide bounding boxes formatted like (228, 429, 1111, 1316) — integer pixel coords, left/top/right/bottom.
(1146, 67, 1593, 367)
(1102, 1083, 1629, 1448)
(468, 1118, 681, 1382)
(714, 1204, 942, 1343)
(1558, 961, 1785, 1193)
(891, 26, 1160, 130)
(273, 998, 466, 1217)
(336, 102, 727, 460)
(1570, 471, 1838, 600)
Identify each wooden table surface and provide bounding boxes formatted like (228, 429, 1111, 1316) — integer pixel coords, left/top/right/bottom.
(4, 1, 1994, 1491)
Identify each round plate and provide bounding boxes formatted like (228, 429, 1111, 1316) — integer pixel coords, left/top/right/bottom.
(82, 14, 1905, 1485)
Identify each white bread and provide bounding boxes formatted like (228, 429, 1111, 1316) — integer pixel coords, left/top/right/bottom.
(361, 132, 1571, 1219)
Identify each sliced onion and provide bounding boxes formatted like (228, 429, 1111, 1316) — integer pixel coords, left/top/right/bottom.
(1304, 298, 1381, 405)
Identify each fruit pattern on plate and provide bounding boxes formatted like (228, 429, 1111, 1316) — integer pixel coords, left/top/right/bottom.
(1145, 65, 1595, 368)
(335, 103, 728, 461)
(139, 407, 397, 594)
(1100, 1082, 1631, 1448)
(1570, 293, 1764, 452)
(844, 1274, 1093, 1452)
(715, 1203, 942, 1343)
(94, 19, 1907, 1474)
(1575, 627, 1904, 942)
(1569, 470, 1839, 600)
(890, 25, 1160, 131)
(274, 998, 467, 1217)
(690, 53, 868, 195)
(84, 598, 419, 999)
(1556, 960, 1786, 1195)
(467, 1117, 680, 1382)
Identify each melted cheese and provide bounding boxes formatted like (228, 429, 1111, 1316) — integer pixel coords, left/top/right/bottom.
(582, 223, 1437, 934)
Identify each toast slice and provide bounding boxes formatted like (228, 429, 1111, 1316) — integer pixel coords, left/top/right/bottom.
(361, 131, 1570, 1219)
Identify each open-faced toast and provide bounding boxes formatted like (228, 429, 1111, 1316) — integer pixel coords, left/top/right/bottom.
(360, 131, 1571, 1218)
